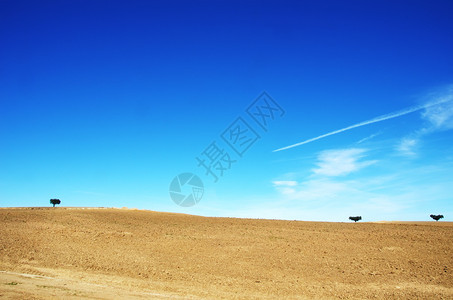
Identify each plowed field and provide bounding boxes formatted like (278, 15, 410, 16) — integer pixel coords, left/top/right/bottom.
(1, 207, 452, 299)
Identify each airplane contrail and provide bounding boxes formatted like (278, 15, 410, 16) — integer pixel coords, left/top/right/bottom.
(273, 97, 452, 152)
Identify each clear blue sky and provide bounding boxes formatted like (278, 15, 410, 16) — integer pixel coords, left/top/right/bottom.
(1, 0, 452, 221)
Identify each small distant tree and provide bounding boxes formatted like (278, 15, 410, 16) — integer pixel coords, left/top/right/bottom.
(50, 199, 61, 207)
(349, 216, 362, 222)
(430, 214, 444, 221)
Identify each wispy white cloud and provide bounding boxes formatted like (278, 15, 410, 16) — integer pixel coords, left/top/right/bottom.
(397, 138, 418, 157)
(272, 181, 298, 196)
(285, 179, 348, 200)
(272, 180, 298, 187)
(312, 148, 376, 176)
(273, 148, 376, 203)
(397, 87, 453, 156)
(274, 91, 453, 152)
(421, 96, 453, 132)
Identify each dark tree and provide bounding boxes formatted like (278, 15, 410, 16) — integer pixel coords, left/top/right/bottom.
(349, 216, 362, 222)
(50, 199, 61, 207)
(430, 214, 444, 221)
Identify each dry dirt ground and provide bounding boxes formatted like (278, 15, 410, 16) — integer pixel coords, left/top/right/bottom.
(0, 207, 452, 299)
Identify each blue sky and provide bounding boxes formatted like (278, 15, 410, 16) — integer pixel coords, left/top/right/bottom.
(1, 0, 452, 221)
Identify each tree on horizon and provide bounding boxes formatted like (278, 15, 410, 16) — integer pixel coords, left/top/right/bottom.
(349, 216, 362, 222)
(430, 214, 444, 221)
(50, 199, 61, 207)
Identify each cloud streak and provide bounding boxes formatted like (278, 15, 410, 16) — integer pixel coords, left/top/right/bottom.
(396, 89, 453, 157)
(313, 148, 376, 176)
(396, 138, 418, 157)
(273, 96, 453, 152)
(273, 180, 298, 187)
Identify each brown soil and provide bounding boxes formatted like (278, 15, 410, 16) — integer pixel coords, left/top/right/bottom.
(1, 207, 452, 299)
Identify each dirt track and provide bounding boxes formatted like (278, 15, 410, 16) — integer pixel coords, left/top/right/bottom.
(0, 207, 452, 299)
